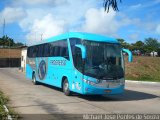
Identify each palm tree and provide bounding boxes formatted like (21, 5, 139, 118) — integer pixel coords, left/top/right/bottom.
(104, 0, 122, 12)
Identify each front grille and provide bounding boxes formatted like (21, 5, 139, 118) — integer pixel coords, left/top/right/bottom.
(94, 80, 121, 88)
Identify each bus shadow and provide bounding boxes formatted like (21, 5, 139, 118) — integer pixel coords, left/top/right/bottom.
(37, 82, 63, 92)
(37, 83, 159, 102)
(75, 89, 159, 102)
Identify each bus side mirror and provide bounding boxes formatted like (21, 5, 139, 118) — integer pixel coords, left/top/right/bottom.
(122, 48, 133, 62)
(75, 44, 86, 59)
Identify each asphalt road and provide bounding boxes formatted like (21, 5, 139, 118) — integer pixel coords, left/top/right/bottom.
(0, 68, 160, 119)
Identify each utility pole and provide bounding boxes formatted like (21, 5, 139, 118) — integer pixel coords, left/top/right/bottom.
(3, 19, 5, 36)
(35, 32, 36, 42)
(9, 36, 10, 68)
(41, 34, 43, 41)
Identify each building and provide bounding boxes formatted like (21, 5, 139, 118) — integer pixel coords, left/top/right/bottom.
(21, 47, 27, 72)
(150, 51, 158, 57)
(0, 48, 21, 67)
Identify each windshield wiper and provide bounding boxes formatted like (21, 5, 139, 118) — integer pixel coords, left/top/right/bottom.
(101, 76, 116, 80)
(91, 66, 100, 69)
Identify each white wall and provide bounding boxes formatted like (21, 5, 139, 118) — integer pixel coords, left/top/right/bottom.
(21, 48, 27, 72)
(150, 51, 158, 57)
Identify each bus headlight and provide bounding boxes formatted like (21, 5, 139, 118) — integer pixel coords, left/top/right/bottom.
(83, 79, 96, 85)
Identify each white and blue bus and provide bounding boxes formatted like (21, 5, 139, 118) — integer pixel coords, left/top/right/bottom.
(26, 32, 132, 96)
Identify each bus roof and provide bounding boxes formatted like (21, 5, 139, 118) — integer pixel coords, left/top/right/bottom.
(37, 32, 119, 45)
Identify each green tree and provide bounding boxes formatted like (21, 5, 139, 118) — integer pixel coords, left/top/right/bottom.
(144, 38, 159, 54)
(0, 35, 14, 47)
(14, 42, 24, 47)
(0, 35, 24, 47)
(132, 41, 145, 53)
(157, 48, 160, 57)
(117, 38, 130, 49)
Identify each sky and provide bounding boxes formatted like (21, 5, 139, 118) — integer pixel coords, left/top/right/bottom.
(0, 0, 160, 45)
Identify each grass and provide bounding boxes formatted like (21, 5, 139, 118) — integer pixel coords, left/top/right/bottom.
(0, 91, 18, 119)
(0, 91, 9, 116)
(125, 56, 160, 82)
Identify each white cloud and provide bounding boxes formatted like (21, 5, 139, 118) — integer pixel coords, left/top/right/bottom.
(26, 14, 66, 45)
(130, 4, 142, 9)
(17, 0, 97, 44)
(80, 8, 131, 36)
(23, 6, 135, 45)
(12, 0, 67, 6)
(81, 8, 118, 35)
(19, 8, 50, 32)
(129, 33, 139, 43)
(0, 7, 26, 24)
(2, 0, 155, 45)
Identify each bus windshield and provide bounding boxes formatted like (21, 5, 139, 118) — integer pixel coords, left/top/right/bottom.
(83, 41, 124, 80)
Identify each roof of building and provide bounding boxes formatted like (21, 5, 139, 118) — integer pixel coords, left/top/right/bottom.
(0, 46, 27, 49)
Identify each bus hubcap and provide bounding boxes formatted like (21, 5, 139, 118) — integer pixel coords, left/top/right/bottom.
(33, 76, 36, 83)
(64, 82, 68, 91)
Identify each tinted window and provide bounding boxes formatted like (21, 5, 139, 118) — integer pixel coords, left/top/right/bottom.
(54, 46, 60, 56)
(32, 46, 37, 57)
(27, 47, 32, 58)
(27, 47, 30, 57)
(27, 39, 69, 59)
(69, 38, 82, 68)
(37, 45, 43, 57)
(59, 40, 69, 58)
(50, 42, 55, 56)
(69, 38, 81, 56)
(27, 45, 39, 58)
(74, 47, 83, 72)
(49, 40, 69, 59)
(44, 43, 50, 57)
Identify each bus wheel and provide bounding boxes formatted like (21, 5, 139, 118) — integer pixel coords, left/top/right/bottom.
(32, 73, 38, 85)
(63, 78, 71, 96)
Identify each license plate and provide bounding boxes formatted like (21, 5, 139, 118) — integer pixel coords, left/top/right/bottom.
(105, 90, 112, 93)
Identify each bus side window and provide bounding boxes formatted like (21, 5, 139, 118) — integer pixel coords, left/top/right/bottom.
(29, 47, 33, 58)
(33, 46, 37, 57)
(47, 44, 50, 57)
(54, 46, 60, 56)
(44, 43, 50, 57)
(69, 38, 81, 56)
(60, 47, 66, 57)
(59, 40, 69, 60)
(49, 39, 69, 59)
(27, 47, 31, 57)
(30, 47, 33, 58)
(41, 45, 44, 57)
(50, 42, 55, 56)
(37, 45, 43, 57)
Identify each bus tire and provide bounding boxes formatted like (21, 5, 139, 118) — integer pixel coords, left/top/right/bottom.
(63, 78, 71, 96)
(32, 73, 38, 85)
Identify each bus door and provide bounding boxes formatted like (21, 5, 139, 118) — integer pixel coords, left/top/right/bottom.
(72, 46, 84, 93)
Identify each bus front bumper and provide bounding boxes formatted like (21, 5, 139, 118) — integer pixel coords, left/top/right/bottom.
(83, 83, 124, 95)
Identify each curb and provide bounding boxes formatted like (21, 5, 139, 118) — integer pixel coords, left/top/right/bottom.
(126, 80, 160, 86)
